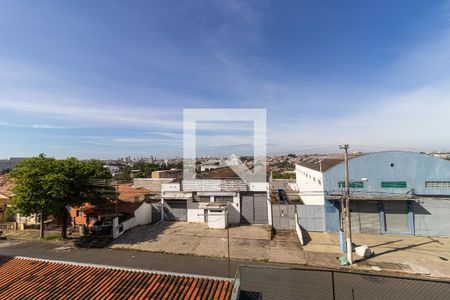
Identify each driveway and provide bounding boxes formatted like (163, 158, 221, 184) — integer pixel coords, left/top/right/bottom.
(110, 222, 306, 265)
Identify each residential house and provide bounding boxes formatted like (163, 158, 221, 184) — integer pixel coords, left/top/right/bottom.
(0, 175, 11, 222)
(0, 175, 41, 226)
(296, 151, 450, 236)
(70, 184, 153, 230)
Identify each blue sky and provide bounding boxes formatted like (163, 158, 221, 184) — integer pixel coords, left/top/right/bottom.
(1, 0, 450, 159)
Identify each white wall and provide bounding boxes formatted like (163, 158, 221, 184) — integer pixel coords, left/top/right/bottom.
(295, 165, 325, 205)
(113, 202, 152, 238)
(248, 182, 268, 192)
(187, 196, 208, 223)
(294, 210, 304, 245)
(134, 178, 175, 192)
(134, 202, 152, 225)
(228, 194, 241, 224)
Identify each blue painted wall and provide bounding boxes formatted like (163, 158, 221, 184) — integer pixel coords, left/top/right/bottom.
(324, 200, 340, 232)
(324, 151, 450, 196)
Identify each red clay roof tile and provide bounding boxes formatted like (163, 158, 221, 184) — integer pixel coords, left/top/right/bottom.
(0, 256, 232, 300)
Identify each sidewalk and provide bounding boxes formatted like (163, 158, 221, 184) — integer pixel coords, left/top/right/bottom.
(303, 231, 450, 278)
(110, 222, 306, 265)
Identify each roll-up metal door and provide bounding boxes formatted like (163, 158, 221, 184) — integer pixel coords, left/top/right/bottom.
(240, 193, 268, 224)
(253, 193, 268, 224)
(240, 195, 254, 224)
(350, 201, 380, 234)
(414, 199, 450, 236)
(164, 200, 187, 221)
(384, 201, 409, 234)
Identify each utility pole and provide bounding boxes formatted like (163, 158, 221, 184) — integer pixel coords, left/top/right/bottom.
(339, 144, 353, 265)
(227, 216, 231, 278)
(39, 212, 44, 239)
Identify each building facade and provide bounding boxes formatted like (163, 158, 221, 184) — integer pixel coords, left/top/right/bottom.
(161, 167, 272, 227)
(296, 151, 450, 236)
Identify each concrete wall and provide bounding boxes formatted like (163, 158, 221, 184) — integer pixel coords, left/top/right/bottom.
(295, 165, 325, 205)
(187, 196, 207, 223)
(324, 151, 450, 196)
(113, 202, 152, 238)
(134, 178, 174, 192)
(134, 202, 152, 225)
(295, 210, 304, 245)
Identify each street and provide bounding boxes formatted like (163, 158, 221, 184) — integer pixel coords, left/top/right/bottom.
(0, 239, 283, 278)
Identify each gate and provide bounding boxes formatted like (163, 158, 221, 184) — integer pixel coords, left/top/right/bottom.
(297, 205, 325, 232)
(163, 200, 187, 221)
(151, 202, 162, 223)
(240, 193, 268, 224)
(272, 204, 296, 230)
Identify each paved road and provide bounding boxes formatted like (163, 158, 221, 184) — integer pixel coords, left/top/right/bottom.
(0, 239, 285, 278)
(2, 240, 449, 299)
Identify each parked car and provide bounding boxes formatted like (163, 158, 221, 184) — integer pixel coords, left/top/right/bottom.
(92, 220, 112, 235)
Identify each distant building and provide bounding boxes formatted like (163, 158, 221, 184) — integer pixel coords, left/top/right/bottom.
(296, 151, 450, 236)
(151, 169, 182, 180)
(103, 165, 121, 176)
(0, 157, 28, 173)
(430, 151, 450, 160)
(133, 178, 175, 193)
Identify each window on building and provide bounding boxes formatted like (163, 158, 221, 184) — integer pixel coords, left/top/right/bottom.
(381, 181, 407, 188)
(339, 181, 364, 188)
(214, 196, 233, 202)
(425, 181, 450, 188)
(76, 210, 83, 217)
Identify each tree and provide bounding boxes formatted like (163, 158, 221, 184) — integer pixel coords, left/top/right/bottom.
(10, 155, 68, 238)
(58, 158, 112, 239)
(10, 155, 112, 239)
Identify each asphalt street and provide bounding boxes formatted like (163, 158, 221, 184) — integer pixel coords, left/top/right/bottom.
(0, 239, 280, 279)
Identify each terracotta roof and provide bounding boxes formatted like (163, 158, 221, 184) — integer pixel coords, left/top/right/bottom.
(0, 256, 233, 300)
(79, 201, 143, 215)
(0, 175, 13, 198)
(196, 166, 271, 182)
(117, 184, 151, 201)
(196, 166, 240, 179)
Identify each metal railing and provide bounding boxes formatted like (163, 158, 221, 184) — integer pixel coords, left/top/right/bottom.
(0, 222, 16, 230)
(233, 265, 450, 300)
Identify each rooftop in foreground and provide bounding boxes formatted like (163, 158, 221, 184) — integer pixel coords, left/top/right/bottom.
(0, 256, 233, 300)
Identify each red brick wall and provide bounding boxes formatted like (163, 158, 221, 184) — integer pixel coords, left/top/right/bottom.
(69, 207, 87, 226)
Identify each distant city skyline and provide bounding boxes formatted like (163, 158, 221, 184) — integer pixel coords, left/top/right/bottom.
(1, 1, 450, 159)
